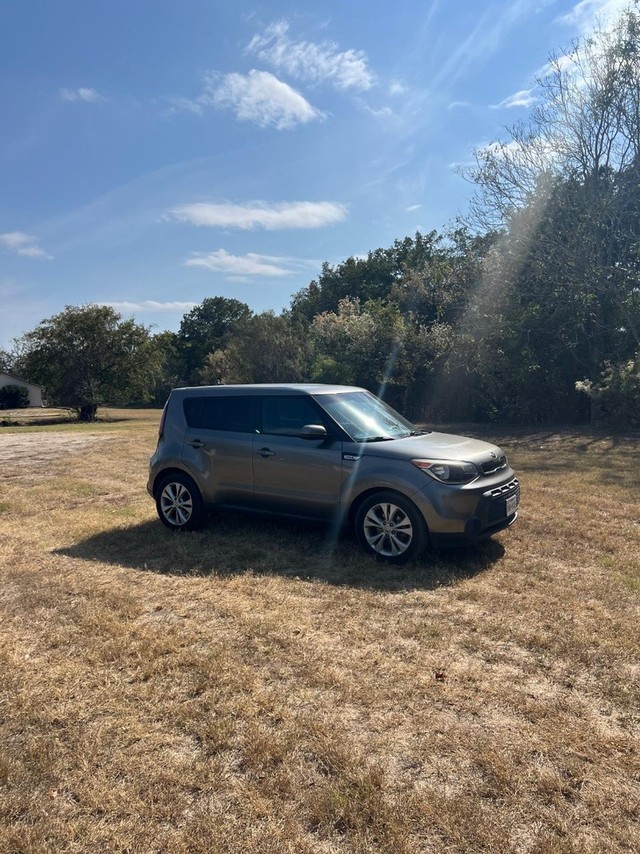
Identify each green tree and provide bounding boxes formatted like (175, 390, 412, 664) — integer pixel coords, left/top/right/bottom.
(576, 355, 640, 427)
(18, 305, 163, 421)
(149, 329, 181, 405)
(290, 232, 443, 322)
(0, 348, 14, 374)
(176, 297, 252, 385)
(201, 312, 309, 384)
(308, 298, 447, 414)
(461, 7, 640, 423)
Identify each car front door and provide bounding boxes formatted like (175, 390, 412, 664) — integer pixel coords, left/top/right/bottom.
(252, 395, 344, 519)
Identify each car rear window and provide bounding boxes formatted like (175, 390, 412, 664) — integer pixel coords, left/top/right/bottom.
(183, 395, 257, 432)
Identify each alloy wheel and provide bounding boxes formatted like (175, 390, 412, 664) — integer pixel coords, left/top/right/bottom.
(160, 481, 193, 527)
(362, 502, 413, 557)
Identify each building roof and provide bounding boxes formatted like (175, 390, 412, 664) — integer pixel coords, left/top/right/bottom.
(0, 372, 43, 390)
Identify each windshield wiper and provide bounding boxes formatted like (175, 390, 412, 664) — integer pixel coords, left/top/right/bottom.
(408, 429, 431, 436)
(361, 435, 394, 443)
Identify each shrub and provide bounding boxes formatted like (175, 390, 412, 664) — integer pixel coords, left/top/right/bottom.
(0, 384, 30, 409)
(576, 356, 640, 428)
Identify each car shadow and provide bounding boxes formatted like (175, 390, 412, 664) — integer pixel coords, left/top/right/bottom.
(55, 510, 506, 593)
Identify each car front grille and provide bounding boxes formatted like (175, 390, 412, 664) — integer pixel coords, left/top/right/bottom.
(481, 455, 507, 475)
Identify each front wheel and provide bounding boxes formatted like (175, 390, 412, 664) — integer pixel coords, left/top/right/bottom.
(156, 473, 206, 531)
(355, 491, 427, 563)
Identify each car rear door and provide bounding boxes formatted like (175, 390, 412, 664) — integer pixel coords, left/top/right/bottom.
(181, 394, 257, 506)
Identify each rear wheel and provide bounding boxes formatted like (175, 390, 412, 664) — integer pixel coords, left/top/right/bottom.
(355, 491, 427, 563)
(156, 473, 206, 531)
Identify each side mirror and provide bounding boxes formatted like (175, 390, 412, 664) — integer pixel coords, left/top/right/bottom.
(299, 423, 328, 440)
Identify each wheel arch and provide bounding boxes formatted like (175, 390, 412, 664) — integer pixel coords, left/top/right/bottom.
(152, 466, 197, 499)
(348, 486, 430, 535)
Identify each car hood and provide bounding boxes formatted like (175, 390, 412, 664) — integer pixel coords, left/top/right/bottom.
(354, 431, 505, 465)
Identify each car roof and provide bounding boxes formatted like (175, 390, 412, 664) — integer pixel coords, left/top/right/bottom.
(172, 383, 364, 397)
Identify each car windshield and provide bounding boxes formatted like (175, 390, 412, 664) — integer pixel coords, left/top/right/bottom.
(314, 391, 419, 442)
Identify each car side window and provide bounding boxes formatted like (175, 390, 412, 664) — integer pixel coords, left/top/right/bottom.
(183, 396, 258, 432)
(262, 396, 326, 436)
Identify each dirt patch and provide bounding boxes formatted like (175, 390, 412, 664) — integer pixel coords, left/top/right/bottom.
(0, 432, 113, 479)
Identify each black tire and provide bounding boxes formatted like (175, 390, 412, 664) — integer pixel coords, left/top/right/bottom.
(355, 491, 427, 563)
(156, 472, 206, 531)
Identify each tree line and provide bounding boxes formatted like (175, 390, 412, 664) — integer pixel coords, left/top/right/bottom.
(3, 7, 640, 426)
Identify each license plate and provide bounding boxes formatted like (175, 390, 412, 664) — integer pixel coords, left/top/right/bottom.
(506, 494, 518, 515)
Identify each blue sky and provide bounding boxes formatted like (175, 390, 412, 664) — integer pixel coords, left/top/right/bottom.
(0, 0, 630, 347)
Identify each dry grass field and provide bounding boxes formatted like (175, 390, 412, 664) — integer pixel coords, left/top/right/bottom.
(0, 409, 638, 853)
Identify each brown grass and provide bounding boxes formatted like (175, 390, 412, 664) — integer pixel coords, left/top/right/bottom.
(0, 410, 638, 853)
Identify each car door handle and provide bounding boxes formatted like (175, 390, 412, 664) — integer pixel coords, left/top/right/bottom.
(187, 439, 205, 449)
(257, 447, 276, 458)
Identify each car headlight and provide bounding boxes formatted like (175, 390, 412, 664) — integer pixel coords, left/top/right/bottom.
(411, 459, 479, 484)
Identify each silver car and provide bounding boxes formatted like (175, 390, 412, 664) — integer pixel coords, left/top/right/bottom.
(148, 384, 519, 563)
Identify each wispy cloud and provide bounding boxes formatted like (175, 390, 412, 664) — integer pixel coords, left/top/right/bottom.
(0, 232, 52, 259)
(492, 88, 537, 109)
(166, 96, 205, 116)
(97, 300, 197, 312)
(539, 1, 629, 89)
(185, 249, 317, 278)
(59, 87, 102, 103)
(362, 104, 394, 119)
(405, 204, 422, 212)
(433, 0, 542, 90)
(537, 52, 576, 78)
(476, 139, 523, 158)
(175, 70, 323, 129)
(558, 0, 630, 34)
(171, 201, 347, 230)
(474, 137, 557, 172)
(447, 100, 472, 110)
(247, 20, 375, 91)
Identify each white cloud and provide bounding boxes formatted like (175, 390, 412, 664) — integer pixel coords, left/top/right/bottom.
(389, 81, 406, 96)
(247, 20, 375, 91)
(166, 96, 204, 116)
(185, 250, 301, 277)
(363, 104, 394, 119)
(97, 301, 197, 312)
(476, 139, 526, 158)
(447, 100, 472, 110)
(59, 87, 102, 103)
(474, 137, 557, 171)
(200, 69, 323, 129)
(537, 52, 577, 78)
(0, 232, 34, 250)
(405, 204, 422, 212)
(559, 0, 630, 34)
(171, 200, 347, 230)
(12, 245, 50, 258)
(540, 2, 629, 88)
(0, 232, 52, 259)
(492, 88, 538, 109)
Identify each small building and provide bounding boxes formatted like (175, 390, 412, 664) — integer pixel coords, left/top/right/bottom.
(0, 372, 45, 407)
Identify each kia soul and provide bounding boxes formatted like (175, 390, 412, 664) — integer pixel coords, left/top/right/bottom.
(148, 384, 519, 563)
